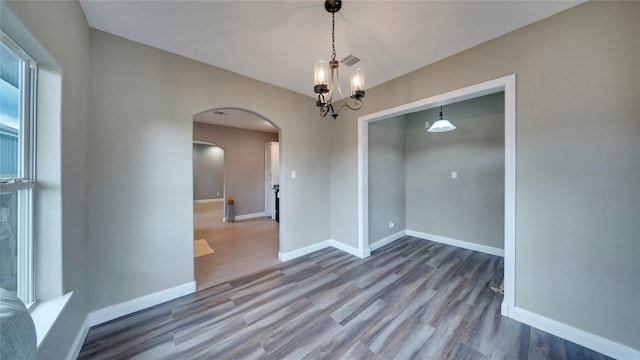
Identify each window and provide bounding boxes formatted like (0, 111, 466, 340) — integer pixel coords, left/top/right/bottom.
(0, 33, 36, 306)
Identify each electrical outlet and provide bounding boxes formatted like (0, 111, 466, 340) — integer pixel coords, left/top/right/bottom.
(389, 221, 395, 229)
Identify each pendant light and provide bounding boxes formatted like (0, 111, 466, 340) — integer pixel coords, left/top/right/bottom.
(313, 0, 365, 119)
(428, 106, 456, 132)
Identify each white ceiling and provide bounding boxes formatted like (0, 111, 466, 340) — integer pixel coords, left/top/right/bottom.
(79, 0, 582, 127)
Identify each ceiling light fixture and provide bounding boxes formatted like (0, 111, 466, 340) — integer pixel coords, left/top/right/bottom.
(428, 106, 456, 132)
(313, 0, 365, 120)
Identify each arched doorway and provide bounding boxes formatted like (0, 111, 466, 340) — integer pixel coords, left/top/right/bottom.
(192, 108, 282, 290)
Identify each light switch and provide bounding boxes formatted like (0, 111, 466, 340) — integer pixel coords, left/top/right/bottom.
(291, 170, 297, 179)
(451, 171, 457, 179)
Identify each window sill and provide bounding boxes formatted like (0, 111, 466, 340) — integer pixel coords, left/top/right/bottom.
(30, 291, 73, 348)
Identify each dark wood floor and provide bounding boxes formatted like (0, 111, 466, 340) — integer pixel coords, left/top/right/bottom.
(79, 237, 610, 360)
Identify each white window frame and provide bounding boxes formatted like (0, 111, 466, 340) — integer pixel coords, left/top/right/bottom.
(1, 32, 37, 306)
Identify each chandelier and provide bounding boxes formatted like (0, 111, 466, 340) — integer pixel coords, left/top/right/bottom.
(313, 0, 365, 119)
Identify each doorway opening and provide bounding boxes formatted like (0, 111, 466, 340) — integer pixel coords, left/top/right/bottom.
(358, 75, 516, 318)
(192, 107, 281, 291)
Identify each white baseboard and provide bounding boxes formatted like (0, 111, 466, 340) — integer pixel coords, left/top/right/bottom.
(88, 281, 196, 326)
(224, 212, 268, 222)
(193, 198, 223, 203)
(328, 239, 362, 258)
(369, 230, 407, 252)
(235, 212, 268, 221)
(512, 307, 640, 360)
(279, 240, 331, 261)
(406, 230, 504, 257)
(279, 239, 363, 261)
(65, 315, 90, 360)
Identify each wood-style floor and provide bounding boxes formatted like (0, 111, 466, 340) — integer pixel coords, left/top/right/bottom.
(194, 201, 279, 291)
(79, 237, 610, 359)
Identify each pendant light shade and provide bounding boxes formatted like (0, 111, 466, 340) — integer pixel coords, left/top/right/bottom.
(428, 106, 456, 133)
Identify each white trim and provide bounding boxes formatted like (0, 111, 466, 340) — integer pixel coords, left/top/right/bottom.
(224, 212, 269, 222)
(369, 230, 407, 252)
(357, 115, 369, 259)
(512, 307, 640, 360)
(279, 240, 331, 261)
(278, 239, 364, 262)
(65, 315, 90, 360)
(328, 239, 362, 258)
(406, 230, 505, 257)
(502, 74, 517, 317)
(193, 198, 223, 203)
(357, 74, 516, 318)
(31, 291, 72, 348)
(88, 281, 196, 326)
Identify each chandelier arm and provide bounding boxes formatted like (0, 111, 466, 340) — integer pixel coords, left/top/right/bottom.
(313, 0, 364, 120)
(319, 105, 330, 117)
(333, 65, 362, 112)
(335, 98, 363, 114)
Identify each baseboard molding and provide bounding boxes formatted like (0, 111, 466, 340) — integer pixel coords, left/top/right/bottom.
(328, 239, 362, 258)
(224, 212, 268, 222)
(512, 307, 640, 360)
(193, 198, 223, 203)
(88, 281, 196, 326)
(279, 239, 363, 261)
(235, 212, 268, 221)
(279, 240, 331, 261)
(369, 230, 407, 252)
(406, 230, 504, 257)
(65, 315, 90, 360)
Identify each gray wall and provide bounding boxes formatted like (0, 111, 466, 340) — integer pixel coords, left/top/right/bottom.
(3, 1, 91, 359)
(405, 93, 504, 249)
(192, 144, 224, 201)
(331, 1, 639, 350)
(368, 116, 406, 243)
(88, 29, 331, 311)
(193, 123, 278, 215)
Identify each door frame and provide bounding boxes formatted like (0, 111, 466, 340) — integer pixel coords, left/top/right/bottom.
(357, 74, 516, 317)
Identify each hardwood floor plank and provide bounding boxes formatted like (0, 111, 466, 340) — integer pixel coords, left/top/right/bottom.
(453, 342, 489, 360)
(330, 273, 400, 326)
(337, 340, 375, 360)
(303, 299, 389, 360)
(80, 236, 612, 360)
(193, 201, 280, 291)
(366, 302, 435, 358)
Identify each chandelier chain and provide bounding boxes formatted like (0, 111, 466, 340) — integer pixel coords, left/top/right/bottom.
(331, 12, 336, 61)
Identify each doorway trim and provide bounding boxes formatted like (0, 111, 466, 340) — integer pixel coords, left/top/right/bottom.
(357, 74, 516, 317)
(192, 107, 283, 256)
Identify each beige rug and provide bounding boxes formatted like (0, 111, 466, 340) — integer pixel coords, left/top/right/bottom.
(194, 239, 215, 258)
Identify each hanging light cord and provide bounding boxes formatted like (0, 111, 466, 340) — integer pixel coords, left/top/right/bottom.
(331, 12, 336, 61)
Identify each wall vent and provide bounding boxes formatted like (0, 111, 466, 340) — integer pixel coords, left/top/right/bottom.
(341, 55, 361, 67)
